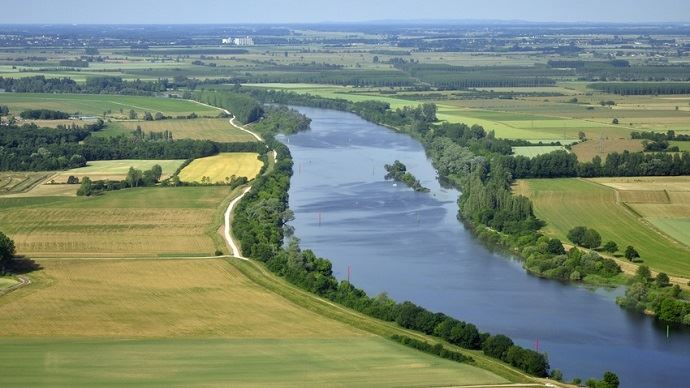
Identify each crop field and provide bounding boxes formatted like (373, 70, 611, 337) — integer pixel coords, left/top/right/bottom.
(0, 172, 53, 195)
(0, 259, 506, 387)
(515, 178, 690, 277)
(51, 159, 185, 183)
(0, 187, 230, 257)
(591, 177, 690, 247)
(102, 118, 256, 142)
(0, 93, 219, 118)
(178, 153, 263, 183)
(571, 139, 644, 161)
(512, 145, 566, 157)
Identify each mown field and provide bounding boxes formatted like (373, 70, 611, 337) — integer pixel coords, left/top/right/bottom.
(0, 93, 219, 118)
(571, 139, 644, 161)
(515, 178, 690, 277)
(0, 187, 230, 258)
(52, 159, 185, 183)
(101, 118, 257, 142)
(0, 172, 53, 194)
(0, 259, 508, 387)
(178, 153, 263, 183)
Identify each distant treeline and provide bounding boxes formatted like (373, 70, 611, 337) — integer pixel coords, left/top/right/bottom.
(58, 59, 89, 68)
(588, 82, 690, 95)
(395, 63, 558, 89)
(19, 109, 70, 120)
(0, 76, 184, 95)
(194, 90, 264, 123)
(631, 130, 690, 142)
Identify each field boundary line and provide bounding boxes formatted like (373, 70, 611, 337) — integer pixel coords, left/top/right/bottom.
(189, 100, 263, 141)
(0, 275, 31, 296)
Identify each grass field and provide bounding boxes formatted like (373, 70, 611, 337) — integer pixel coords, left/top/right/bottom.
(515, 178, 690, 277)
(101, 118, 257, 142)
(571, 139, 644, 161)
(0, 258, 508, 387)
(0, 93, 219, 118)
(179, 153, 263, 183)
(52, 159, 185, 183)
(512, 145, 566, 157)
(0, 187, 231, 257)
(0, 277, 18, 291)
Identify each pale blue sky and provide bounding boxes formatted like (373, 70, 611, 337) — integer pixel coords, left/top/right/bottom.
(4, 0, 689, 24)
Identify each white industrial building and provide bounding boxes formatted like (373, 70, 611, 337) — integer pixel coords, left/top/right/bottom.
(221, 36, 254, 46)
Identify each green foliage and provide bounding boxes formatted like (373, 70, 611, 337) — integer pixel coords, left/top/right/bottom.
(625, 245, 640, 261)
(0, 231, 16, 273)
(19, 109, 70, 120)
(603, 241, 618, 253)
(390, 335, 472, 364)
(251, 105, 311, 135)
(384, 160, 429, 192)
(589, 82, 690, 95)
(656, 272, 670, 287)
(568, 226, 601, 248)
(195, 90, 264, 124)
(546, 239, 566, 255)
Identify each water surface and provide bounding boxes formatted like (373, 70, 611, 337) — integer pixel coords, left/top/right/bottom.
(280, 107, 690, 387)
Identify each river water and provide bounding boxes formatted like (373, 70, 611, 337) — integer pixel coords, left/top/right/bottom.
(279, 106, 690, 387)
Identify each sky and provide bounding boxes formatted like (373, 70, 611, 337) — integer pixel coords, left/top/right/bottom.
(3, 0, 689, 24)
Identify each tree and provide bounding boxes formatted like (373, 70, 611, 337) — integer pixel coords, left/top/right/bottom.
(126, 167, 143, 187)
(612, 118, 619, 124)
(143, 112, 154, 121)
(599, 372, 620, 388)
(567, 226, 587, 245)
(128, 109, 137, 119)
(66, 175, 79, 184)
(636, 265, 652, 282)
(625, 245, 640, 261)
(656, 272, 670, 288)
(547, 239, 566, 255)
(581, 228, 602, 249)
(0, 231, 16, 273)
(482, 334, 513, 360)
(76, 177, 93, 196)
(603, 241, 618, 253)
(154, 112, 165, 120)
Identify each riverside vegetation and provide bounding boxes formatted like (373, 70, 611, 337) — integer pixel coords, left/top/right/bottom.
(384, 160, 429, 192)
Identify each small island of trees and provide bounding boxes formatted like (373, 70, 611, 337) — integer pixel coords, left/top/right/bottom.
(384, 160, 429, 192)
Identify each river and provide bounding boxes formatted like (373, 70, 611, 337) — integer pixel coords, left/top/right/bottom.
(278, 106, 690, 387)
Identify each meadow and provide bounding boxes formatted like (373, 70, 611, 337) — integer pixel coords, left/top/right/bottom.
(515, 178, 690, 277)
(571, 139, 644, 161)
(0, 187, 231, 258)
(0, 258, 509, 387)
(512, 145, 566, 158)
(52, 159, 185, 183)
(178, 153, 263, 183)
(0, 93, 219, 118)
(102, 118, 257, 142)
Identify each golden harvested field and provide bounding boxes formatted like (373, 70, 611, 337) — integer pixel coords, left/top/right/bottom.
(51, 159, 185, 183)
(571, 139, 644, 161)
(179, 153, 263, 183)
(111, 118, 257, 142)
(0, 187, 230, 258)
(0, 259, 364, 338)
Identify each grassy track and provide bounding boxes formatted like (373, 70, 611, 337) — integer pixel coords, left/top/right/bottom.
(512, 146, 566, 157)
(515, 178, 690, 277)
(0, 258, 511, 387)
(0, 187, 231, 257)
(179, 153, 263, 183)
(101, 118, 257, 142)
(0, 93, 218, 118)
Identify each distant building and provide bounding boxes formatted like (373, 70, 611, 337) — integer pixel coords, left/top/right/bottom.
(221, 37, 232, 44)
(233, 36, 254, 46)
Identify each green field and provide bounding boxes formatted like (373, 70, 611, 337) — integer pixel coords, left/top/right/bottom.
(102, 118, 257, 142)
(0, 258, 510, 387)
(515, 178, 690, 277)
(179, 153, 263, 183)
(0, 172, 53, 195)
(0, 186, 231, 257)
(0, 93, 219, 118)
(53, 159, 185, 183)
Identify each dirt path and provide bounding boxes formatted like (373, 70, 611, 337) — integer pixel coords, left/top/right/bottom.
(190, 100, 263, 141)
(224, 187, 251, 260)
